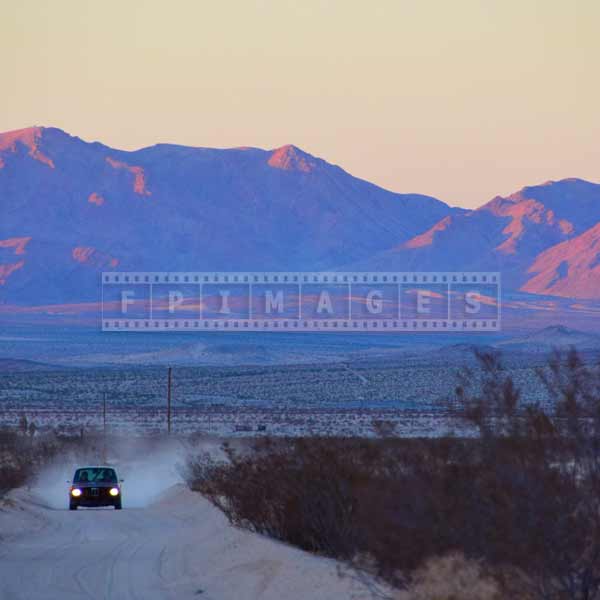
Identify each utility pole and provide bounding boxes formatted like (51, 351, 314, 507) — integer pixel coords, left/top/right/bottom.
(167, 367, 172, 435)
(103, 393, 107, 436)
(102, 392, 107, 463)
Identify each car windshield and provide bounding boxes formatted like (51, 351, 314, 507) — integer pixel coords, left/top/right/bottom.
(73, 468, 117, 484)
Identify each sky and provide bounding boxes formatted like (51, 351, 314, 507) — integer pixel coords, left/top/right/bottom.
(2, 0, 599, 208)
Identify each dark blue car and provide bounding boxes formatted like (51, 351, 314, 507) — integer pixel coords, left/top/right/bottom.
(68, 466, 123, 510)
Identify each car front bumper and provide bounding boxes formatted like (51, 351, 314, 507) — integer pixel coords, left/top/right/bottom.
(70, 486, 121, 506)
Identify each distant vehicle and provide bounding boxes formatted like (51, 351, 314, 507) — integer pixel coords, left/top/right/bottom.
(68, 466, 123, 510)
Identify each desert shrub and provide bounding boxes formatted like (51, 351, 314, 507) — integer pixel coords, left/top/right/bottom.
(188, 348, 600, 599)
(188, 436, 488, 586)
(397, 553, 502, 600)
(0, 429, 34, 493)
(0, 426, 93, 496)
(455, 349, 600, 600)
(372, 419, 398, 437)
(188, 439, 365, 558)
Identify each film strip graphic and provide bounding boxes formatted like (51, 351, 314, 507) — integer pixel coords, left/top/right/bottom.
(101, 271, 501, 333)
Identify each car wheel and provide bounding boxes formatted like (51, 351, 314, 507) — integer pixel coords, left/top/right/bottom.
(114, 499, 122, 510)
(69, 502, 78, 511)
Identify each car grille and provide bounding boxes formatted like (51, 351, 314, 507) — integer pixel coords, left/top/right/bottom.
(80, 487, 111, 499)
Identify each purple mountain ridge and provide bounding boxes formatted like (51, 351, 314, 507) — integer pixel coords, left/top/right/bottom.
(349, 179, 600, 297)
(1, 126, 600, 311)
(0, 126, 455, 305)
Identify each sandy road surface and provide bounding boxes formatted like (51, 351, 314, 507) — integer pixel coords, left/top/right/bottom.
(0, 483, 384, 600)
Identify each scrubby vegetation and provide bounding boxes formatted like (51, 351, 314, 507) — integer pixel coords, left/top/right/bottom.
(187, 348, 600, 600)
(396, 553, 503, 600)
(0, 353, 558, 436)
(0, 419, 98, 496)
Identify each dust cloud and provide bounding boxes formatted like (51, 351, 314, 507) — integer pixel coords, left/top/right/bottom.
(31, 436, 205, 510)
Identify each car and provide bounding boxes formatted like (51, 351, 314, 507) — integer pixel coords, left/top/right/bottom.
(68, 466, 124, 510)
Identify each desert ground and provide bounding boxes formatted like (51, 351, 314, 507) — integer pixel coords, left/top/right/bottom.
(0, 438, 385, 600)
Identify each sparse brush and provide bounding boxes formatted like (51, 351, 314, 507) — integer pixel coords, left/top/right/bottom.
(0, 428, 96, 496)
(186, 349, 600, 600)
(396, 553, 502, 600)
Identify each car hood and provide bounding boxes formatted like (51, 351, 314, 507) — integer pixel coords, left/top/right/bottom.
(72, 483, 118, 488)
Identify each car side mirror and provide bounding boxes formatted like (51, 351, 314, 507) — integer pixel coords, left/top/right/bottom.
(120, 479, 124, 483)
(66, 480, 71, 484)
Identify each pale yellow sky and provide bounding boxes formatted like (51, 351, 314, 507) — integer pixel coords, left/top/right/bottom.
(2, 0, 599, 207)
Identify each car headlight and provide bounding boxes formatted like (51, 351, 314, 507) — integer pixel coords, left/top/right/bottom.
(109, 487, 120, 497)
(71, 488, 82, 497)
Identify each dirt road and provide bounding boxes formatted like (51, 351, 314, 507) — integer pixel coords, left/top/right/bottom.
(0, 475, 383, 600)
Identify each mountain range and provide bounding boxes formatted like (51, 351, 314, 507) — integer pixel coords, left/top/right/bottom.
(1, 126, 600, 327)
(350, 178, 600, 297)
